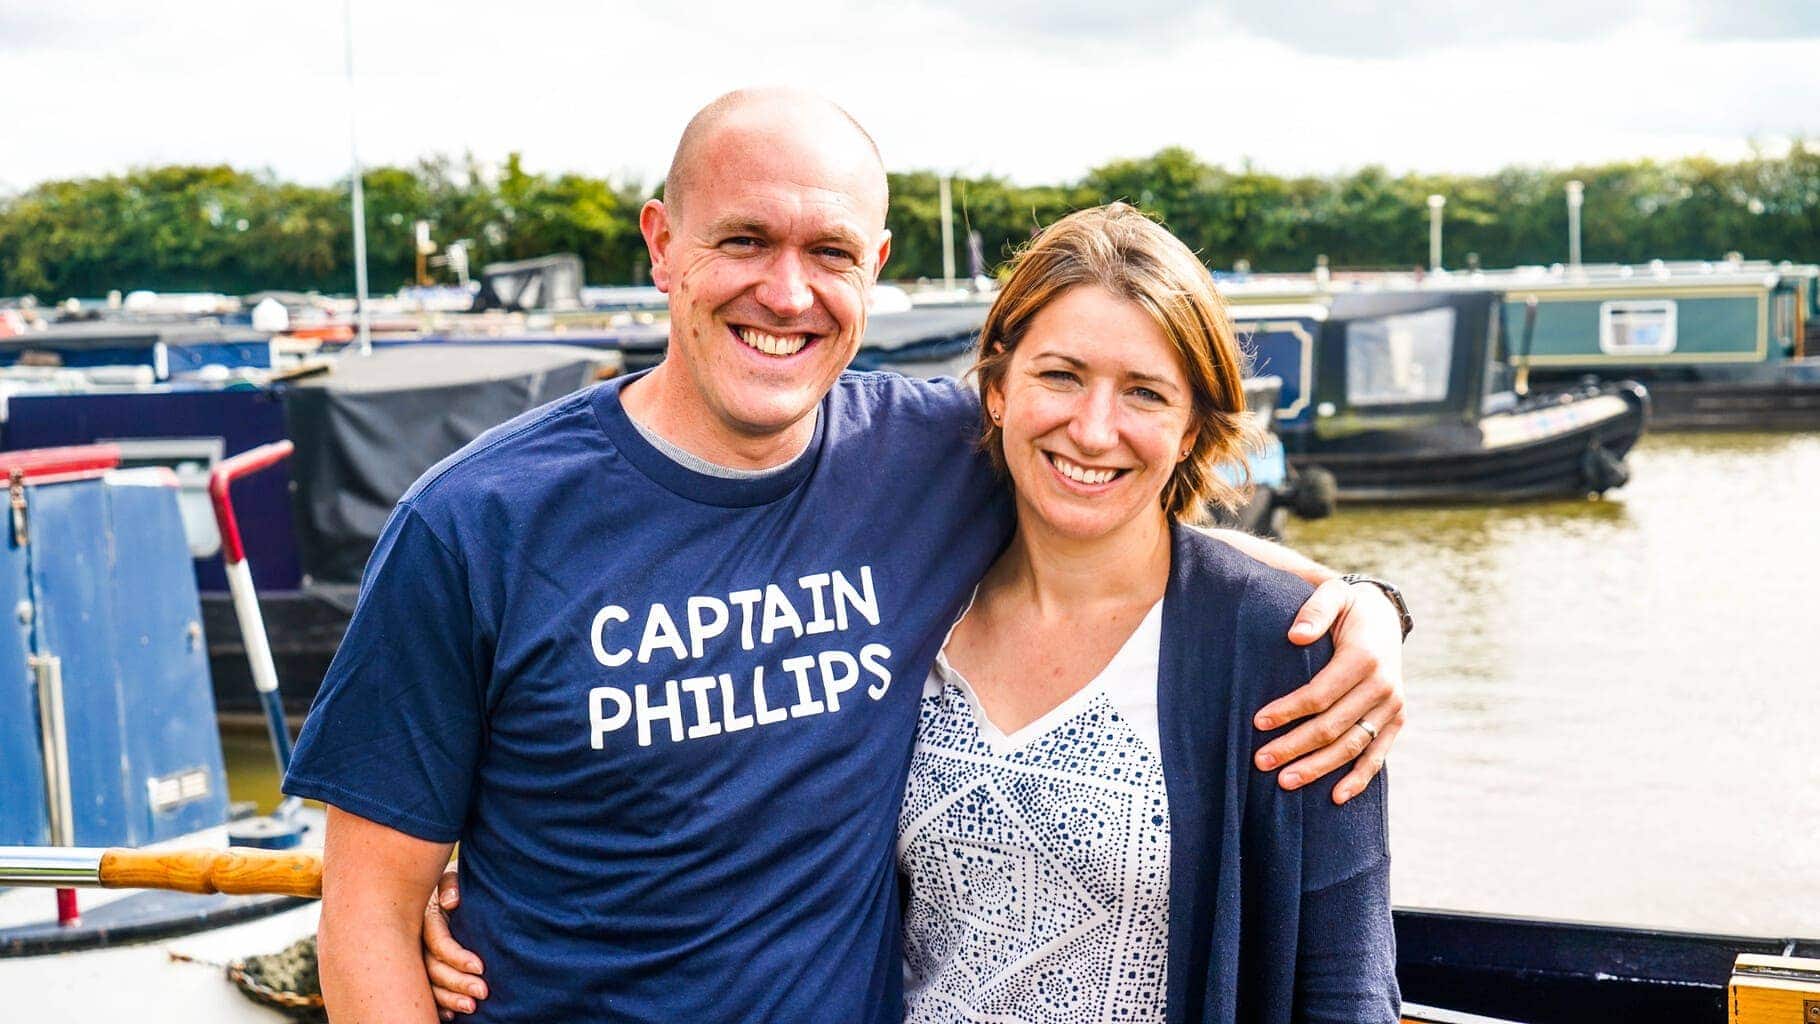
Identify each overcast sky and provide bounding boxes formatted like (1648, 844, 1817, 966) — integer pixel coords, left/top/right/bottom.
(5, 0, 1819, 193)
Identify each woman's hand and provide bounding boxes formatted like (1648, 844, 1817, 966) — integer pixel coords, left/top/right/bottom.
(422, 866, 489, 1019)
(1255, 578, 1407, 805)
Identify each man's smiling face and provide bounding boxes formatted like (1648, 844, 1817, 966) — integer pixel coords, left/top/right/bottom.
(640, 98, 891, 449)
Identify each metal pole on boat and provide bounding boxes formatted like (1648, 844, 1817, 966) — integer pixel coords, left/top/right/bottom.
(344, 0, 373, 356)
(1566, 179, 1584, 270)
(30, 653, 79, 925)
(1427, 194, 1446, 272)
(208, 442, 301, 816)
(939, 175, 956, 293)
(1516, 295, 1539, 397)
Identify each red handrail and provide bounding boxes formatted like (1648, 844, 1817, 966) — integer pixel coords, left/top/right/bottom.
(207, 442, 294, 565)
(0, 444, 120, 482)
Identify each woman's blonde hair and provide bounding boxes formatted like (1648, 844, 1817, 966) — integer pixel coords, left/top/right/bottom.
(972, 202, 1260, 523)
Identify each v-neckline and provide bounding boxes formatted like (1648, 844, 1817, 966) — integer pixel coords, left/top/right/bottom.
(934, 598, 1163, 754)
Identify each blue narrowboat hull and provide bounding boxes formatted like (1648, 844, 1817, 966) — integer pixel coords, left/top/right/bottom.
(1289, 382, 1650, 503)
(1395, 907, 1820, 1024)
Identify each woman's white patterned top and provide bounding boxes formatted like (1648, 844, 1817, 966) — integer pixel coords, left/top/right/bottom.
(897, 600, 1171, 1023)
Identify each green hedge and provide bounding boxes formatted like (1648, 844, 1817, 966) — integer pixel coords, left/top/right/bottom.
(4, 145, 1815, 299)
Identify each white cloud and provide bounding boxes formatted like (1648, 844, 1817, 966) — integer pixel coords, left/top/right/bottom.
(2, 0, 1817, 195)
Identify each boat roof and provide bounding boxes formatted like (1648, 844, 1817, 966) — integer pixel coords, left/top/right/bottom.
(1444, 259, 1814, 290)
(861, 304, 989, 353)
(1224, 259, 1819, 297)
(0, 321, 266, 352)
(1229, 303, 1330, 322)
(288, 343, 619, 393)
(408, 320, 672, 350)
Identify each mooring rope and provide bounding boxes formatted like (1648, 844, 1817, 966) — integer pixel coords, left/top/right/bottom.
(172, 935, 325, 1021)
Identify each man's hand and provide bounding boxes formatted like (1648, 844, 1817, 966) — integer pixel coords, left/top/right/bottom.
(1255, 578, 1406, 805)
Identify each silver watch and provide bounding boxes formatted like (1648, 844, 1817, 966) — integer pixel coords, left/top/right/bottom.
(1340, 573, 1413, 640)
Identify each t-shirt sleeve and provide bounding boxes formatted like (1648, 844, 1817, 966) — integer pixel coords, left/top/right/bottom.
(281, 502, 486, 843)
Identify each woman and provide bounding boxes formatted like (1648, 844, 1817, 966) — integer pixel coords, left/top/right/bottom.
(424, 203, 1398, 1022)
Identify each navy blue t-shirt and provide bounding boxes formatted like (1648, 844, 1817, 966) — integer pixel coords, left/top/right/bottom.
(284, 370, 1012, 1022)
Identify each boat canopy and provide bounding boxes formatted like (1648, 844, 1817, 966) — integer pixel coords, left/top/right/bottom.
(850, 304, 988, 374)
(280, 344, 615, 584)
(471, 254, 585, 312)
(0, 322, 274, 379)
(1325, 290, 1499, 417)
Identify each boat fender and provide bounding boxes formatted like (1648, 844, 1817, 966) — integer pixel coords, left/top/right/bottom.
(1580, 443, 1630, 494)
(225, 934, 324, 1018)
(1288, 466, 1338, 520)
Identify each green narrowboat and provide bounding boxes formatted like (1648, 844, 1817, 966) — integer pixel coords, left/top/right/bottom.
(1446, 260, 1815, 430)
(1222, 258, 1820, 430)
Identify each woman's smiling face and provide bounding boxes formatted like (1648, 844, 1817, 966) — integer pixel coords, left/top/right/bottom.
(987, 284, 1199, 543)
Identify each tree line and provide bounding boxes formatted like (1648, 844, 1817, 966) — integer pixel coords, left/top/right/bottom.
(3, 145, 1817, 300)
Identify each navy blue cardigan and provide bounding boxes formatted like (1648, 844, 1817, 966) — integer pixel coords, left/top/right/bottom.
(1159, 523, 1399, 1023)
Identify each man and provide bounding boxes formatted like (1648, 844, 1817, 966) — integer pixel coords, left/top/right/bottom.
(285, 88, 1407, 1023)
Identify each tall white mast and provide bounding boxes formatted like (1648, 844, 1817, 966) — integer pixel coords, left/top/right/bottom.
(1565, 179, 1585, 270)
(939, 175, 956, 292)
(1427, 194, 1446, 272)
(344, 0, 372, 355)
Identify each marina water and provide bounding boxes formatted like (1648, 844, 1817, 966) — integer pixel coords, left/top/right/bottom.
(221, 431, 1820, 938)
(1283, 430, 1820, 937)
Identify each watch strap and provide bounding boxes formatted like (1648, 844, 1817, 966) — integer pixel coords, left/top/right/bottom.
(1340, 573, 1413, 640)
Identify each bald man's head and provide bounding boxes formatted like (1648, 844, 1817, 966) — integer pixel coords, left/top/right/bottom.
(662, 88, 889, 229)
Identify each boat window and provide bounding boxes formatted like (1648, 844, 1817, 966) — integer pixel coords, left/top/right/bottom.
(106, 437, 225, 558)
(1346, 307, 1455, 406)
(1599, 299, 1677, 355)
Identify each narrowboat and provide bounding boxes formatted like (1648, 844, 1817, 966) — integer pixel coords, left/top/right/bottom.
(0, 343, 620, 715)
(1210, 375, 1334, 535)
(1478, 259, 1820, 430)
(1395, 908, 1820, 1024)
(1233, 290, 1650, 503)
(0, 320, 277, 380)
(852, 301, 996, 379)
(0, 443, 321, 1021)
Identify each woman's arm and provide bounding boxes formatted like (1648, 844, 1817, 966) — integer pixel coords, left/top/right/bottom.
(1294, 778, 1400, 1023)
(423, 866, 490, 1018)
(1298, 861, 1399, 1021)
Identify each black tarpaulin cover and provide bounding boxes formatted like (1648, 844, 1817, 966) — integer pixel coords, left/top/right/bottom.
(280, 343, 618, 584)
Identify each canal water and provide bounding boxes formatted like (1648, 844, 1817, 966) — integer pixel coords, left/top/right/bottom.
(1279, 430, 1820, 937)
(221, 430, 1820, 938)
